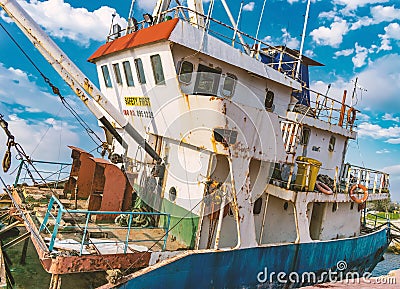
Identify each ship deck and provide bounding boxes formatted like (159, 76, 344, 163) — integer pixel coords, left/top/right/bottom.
(9, 185, 187, 275)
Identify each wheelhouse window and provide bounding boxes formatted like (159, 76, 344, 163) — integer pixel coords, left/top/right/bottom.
(112, 63, 122, 85)
(150, 54, 165, 85)
(221, 73, 237, 97)
(179, 61, 194, 84)
(101, 65, 112, 88)
(194, 64, 221, 96)
(134, 58, 146, 84)
(122, 61, 135, 87)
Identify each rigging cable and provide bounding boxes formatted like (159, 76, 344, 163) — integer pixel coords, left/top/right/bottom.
(0, 21, 104, 148)
(0, 114, 115, 269)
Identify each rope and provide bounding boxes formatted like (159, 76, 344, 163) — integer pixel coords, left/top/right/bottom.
(0, 114, 115, 270)
(0, 21, 104, 148)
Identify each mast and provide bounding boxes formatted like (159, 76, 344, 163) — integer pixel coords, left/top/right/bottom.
(220, 0, 250, 55)
(0, 0, 161, 162)
(296, 0, 311, 80)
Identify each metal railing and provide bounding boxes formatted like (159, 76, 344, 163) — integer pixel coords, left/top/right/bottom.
(341, 163, 389, 194)
(290, 88, 356, 130)
(14, 159, 71, 188)
(281, 120, 301, 154)
(364, 212, 390, 228)
(106, 6, 300, 79)
(39, 196, 171, 255)
(270, 161, 389, 196)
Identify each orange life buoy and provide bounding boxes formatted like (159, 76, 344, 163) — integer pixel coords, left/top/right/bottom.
(349, 184, 368, 204)
(347, 107, 356, 125)
(316, 181, 333, 195)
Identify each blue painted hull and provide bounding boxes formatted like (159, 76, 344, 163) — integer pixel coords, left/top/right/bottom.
(117, 228, 389, 289)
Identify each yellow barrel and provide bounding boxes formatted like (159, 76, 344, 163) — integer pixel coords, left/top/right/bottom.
(294, 156, 322, 191)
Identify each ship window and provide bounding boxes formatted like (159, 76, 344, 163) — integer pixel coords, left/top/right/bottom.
(179, 61, 194, 84)
(134, 58, 146, 84)
(122, 61, 135, 87)
(101, 65, 112, 88)
(151, 54, 166, 85)
(253, 197, 262, 215)
(222, 73, 237, 97)
(194, 64, 221, 96)
(328, 136, 336, 152)
(265, 90, 275, 111)
(112, 63, 122, 85)
(169, 187, 177, 202)
(300, 127, 311, 146)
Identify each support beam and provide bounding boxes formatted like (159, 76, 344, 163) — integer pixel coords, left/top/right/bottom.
(20, 237, 29, 265)
(3, 231, 30, 250)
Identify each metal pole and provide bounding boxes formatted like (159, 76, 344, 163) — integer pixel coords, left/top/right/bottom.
(295, 0, 311, 80)
(220, 0, 250, 54)
(0, 0, 161, 162)
(214, 190, 226, 249)
(254, 0, 267, 42)
(232, 1, 244, 47)
(128, 0, 135, 19)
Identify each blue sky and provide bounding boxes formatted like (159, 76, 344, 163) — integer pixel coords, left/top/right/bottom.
(0, 0, 399, 201)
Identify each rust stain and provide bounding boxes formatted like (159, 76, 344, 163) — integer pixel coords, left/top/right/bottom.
(83, 78, 93, 95)
(211, 137, 218, 153)
(183, 93, 190, 110)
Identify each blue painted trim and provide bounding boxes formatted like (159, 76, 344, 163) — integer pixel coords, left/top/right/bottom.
(117, 228, 389, 289)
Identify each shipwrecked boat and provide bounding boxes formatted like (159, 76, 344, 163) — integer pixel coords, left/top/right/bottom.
(0, 0, 391, 288)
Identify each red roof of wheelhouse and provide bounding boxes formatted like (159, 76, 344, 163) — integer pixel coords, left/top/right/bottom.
(88, 18, 179, 63)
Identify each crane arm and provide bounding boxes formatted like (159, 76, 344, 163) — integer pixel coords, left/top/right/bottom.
(0, 0, 161, 162)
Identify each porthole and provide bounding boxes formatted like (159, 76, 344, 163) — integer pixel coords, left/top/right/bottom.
(328, 136, 336, 152)
(169, 186, 177, 202)
(265, 90, 274, 111)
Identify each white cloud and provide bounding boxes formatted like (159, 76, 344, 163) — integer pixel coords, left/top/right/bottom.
(304, 50, 316, 58)
(350, 16, 374, 30)
(0, 10, 13, 23)
(287, 0, 318, 4)
(371, 5, 400, 23)
(281, 28, 300, 49)
(310, 19, 349, 47)
(376, 149, 390, 154)
(261, 29, 299, 50)
(357, 122, 400, 139)
(383, 113, 400, 123)
(386, 138, 400, 144)
(382, 164, 400, 175)
(0, 114, 79, 160)
(311, 54, 400, 115)
(136, 0, 158, 11)
(243, 2, 255, 12)
(1, 0, 127, 46)
(319, 11, 337, 20)
(334, 48, 354, 58)
(352, 43, 369, 68)
(333, 0, 389, 12)
(349, 6, 400, 31)
(379, 23, 400, 51)
(357, 112, 370, 121)
(0, 63, 63, 115)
